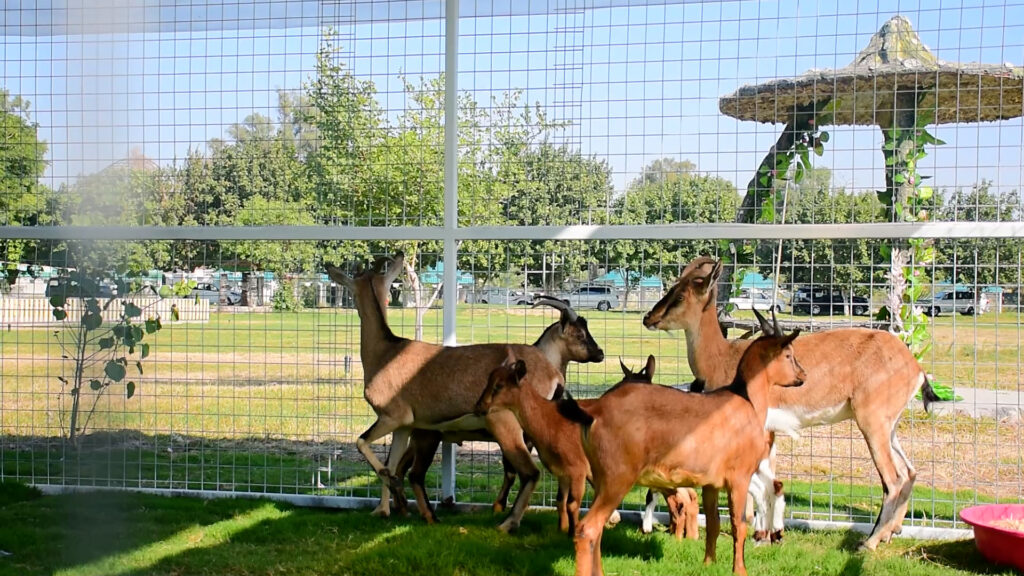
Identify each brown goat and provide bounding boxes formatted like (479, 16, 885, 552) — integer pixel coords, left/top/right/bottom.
(559, 314, 806, 576)
(326, 254, 565, 532)
(642, 256, 941, 549)
(391, 296, 605, 524)
(474, 348, 591, 535)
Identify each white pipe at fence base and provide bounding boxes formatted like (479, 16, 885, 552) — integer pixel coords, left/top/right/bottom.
(34, 484, 973, 541)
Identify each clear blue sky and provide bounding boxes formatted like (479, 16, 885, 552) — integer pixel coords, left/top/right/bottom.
(3, 0, 1023, 198)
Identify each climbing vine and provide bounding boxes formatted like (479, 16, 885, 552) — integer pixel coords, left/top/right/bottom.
(876, 91, 943, 356)
(755, 100, 838, 224)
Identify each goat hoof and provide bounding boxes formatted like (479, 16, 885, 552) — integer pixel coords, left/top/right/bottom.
(607, 510, 622, 526)
(770, 530, 784, 544)
(858, 540, 878, 552)
(752, 530, 769, 545)
(492, 502, 507, 514)
(440, 496, 456, 509)
(370, 505, 391, 518)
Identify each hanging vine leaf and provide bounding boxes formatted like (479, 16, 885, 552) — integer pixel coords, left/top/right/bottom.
(98, 337, 114, 350)
(126, 382, 136, 400)
(89, 379, 103, 391)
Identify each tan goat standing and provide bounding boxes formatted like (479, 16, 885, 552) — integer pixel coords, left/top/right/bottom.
(326, 254, 564, 532)
(642, 256, 941, 549)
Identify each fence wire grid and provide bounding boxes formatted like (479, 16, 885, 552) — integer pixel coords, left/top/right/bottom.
(2, 0, 1023, 535)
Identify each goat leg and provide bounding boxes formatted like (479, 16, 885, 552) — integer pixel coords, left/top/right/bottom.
(728, 480, 751, 576)
(702, 486, 720, 566)
(355, 418, 405, 518)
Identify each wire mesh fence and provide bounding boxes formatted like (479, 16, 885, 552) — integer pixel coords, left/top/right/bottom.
(1, 0, 1023, 535)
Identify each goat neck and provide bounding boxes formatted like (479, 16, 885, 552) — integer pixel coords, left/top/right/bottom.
(689, 294, 746, 388)
(533, 323, 570, 377)
(350, 270, 403, 378)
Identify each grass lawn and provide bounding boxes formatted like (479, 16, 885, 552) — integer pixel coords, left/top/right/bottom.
(1, 306, 1021, 541)
(0, 482, 1013, 576)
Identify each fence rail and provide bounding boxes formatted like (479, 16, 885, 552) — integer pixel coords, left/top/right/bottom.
(0, 297, 210, 325)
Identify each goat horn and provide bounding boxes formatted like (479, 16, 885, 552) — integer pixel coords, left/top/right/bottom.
(752, 308, 774, 336)
(770, 307, 782, 336)
(532, 296, 579, 323)
(619, 357, 630, 376)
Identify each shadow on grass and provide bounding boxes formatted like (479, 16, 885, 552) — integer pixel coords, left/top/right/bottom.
(913, 539, 1014, 575)
(130, 504, 664, 576)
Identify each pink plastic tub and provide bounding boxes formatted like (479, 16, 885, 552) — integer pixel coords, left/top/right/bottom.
(959, 504, 1024, 572)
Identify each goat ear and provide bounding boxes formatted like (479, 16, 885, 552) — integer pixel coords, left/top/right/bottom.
(503, 346, 517, 366)
(326, 264, 355, 290)
(644, 355, 656, 379)
(512, 359, 528, 383)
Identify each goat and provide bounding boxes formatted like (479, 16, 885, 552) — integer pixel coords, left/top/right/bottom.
(473, 350, 693, 538)
(610, 355, 699, 541)
(559, 310, 806, 576)
(391, 296, 605, 524)
(642, 256, 941, 550)
(326, 253, 566, 533)
(474, 348, 591, 535)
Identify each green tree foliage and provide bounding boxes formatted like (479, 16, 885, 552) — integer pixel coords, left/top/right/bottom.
(608, 164, 740, 305)
(774, 168, 884, 290)
(58, 150, 180, 274)
(935, 181, 1023, 287)
(0, 89, 53, 283)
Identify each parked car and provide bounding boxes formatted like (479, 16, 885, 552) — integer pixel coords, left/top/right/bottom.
(728, 288, 788, 313)
(558, 285, 620, 311)
(916, 289, 980, 316)
(467, 287, 531, 306)
(191, 283, 242, 306)
(45, 276, 116, 299)
(790, 287, 870, 316)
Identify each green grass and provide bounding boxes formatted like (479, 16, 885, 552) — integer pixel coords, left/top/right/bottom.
(0, 482, 1012, 576)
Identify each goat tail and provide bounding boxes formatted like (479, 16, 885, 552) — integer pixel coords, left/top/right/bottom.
(556, 392, 595, 427)
(920, 372, 941, 413)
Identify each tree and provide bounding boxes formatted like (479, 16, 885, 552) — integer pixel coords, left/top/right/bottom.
(935, 181, 1023, 287)
(630, 157, 696, 188)
(609, 163, 740, 306)
(58, 149, 180, 275)
(0, 89, 53, 285)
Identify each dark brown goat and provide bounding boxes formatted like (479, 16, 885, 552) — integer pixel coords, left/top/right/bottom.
(559, 313, 806, 576)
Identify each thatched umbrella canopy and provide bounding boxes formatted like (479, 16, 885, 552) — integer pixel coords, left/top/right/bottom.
(720, 15, 1023, 127)
(714, 15, 1024, 332)
(721, 15, 1024, 224)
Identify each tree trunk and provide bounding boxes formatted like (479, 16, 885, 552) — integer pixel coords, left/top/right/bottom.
(882, 90, 920, 338)
(718, 100, 826, 312)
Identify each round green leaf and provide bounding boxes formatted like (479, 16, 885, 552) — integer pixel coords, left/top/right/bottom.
(49, 295, 66, 308)
(53, 309, 67, 321)
(104, 361, 127, 382)
(98, 337, 114, 350)
(124, 302, 142, 318)
(89, 379, 103, 391)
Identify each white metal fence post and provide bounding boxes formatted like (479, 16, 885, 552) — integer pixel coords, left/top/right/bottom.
(440, 0, 460, 503)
